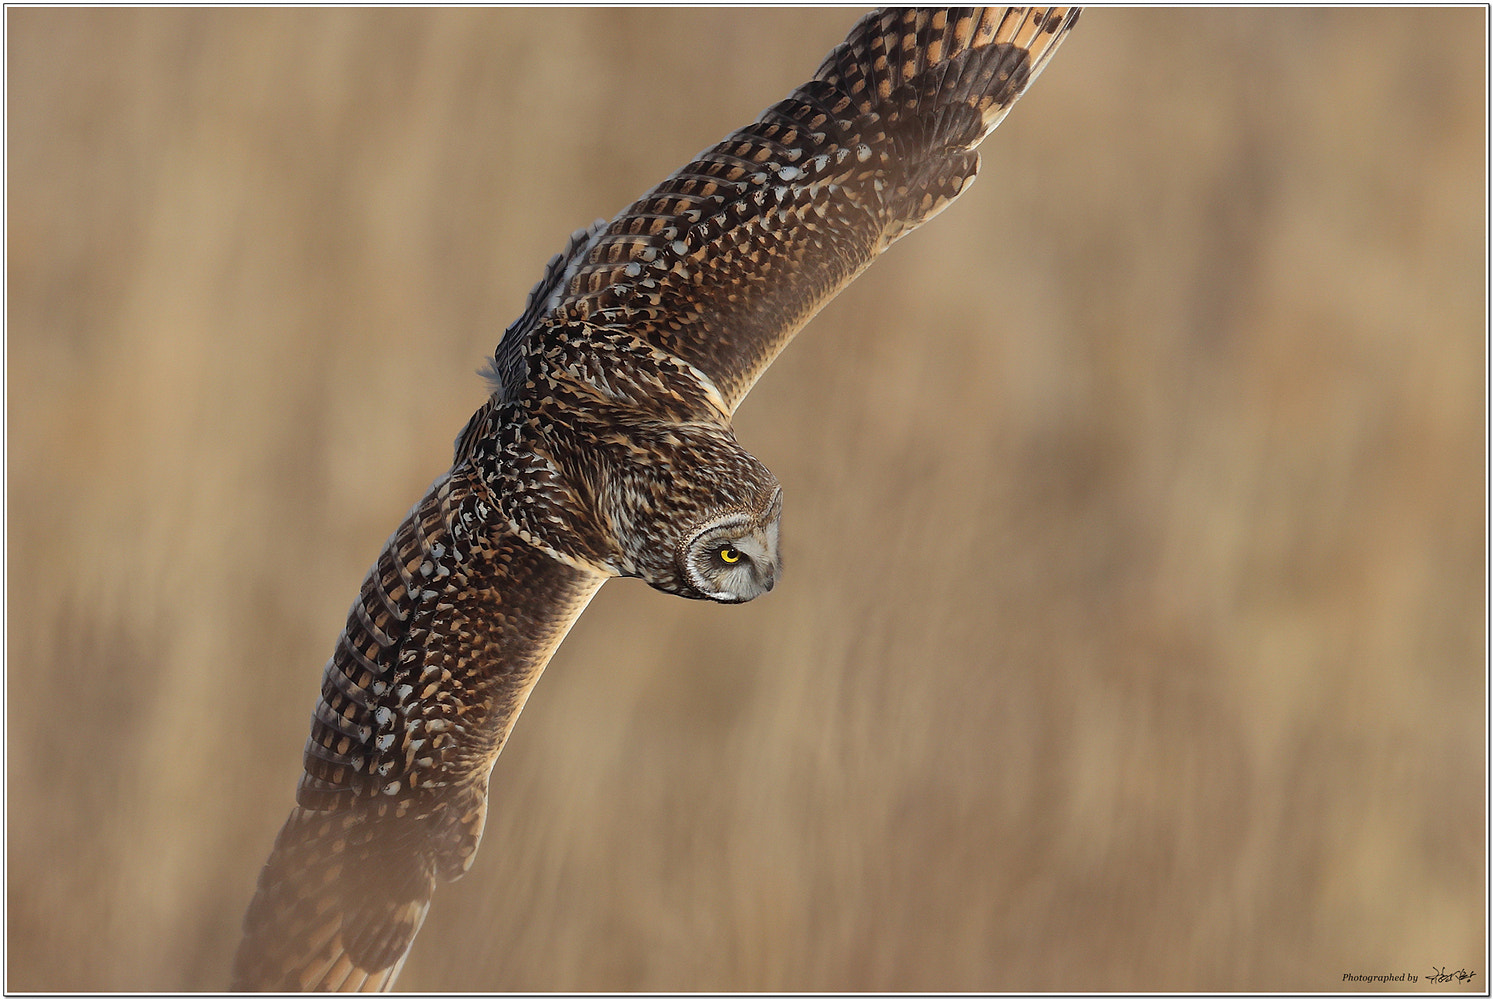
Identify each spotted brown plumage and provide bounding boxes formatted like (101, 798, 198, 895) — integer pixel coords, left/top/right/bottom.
(511, 6, 1083, 412)
(235, 471, 606, 991)
(234, 7, 1078, 991)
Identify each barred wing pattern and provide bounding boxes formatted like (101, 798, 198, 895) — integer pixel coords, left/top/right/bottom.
(235, 7, 1078, 992)
(232, 471, 605, 990)
(528, 6, 1080, 411)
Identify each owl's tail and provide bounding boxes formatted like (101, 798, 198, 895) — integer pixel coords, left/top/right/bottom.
(231, 805, 435, 992)
(808, 7, 1080, 245)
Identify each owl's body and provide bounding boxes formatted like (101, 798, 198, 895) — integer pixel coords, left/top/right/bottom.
(235, 7, 1079, 991)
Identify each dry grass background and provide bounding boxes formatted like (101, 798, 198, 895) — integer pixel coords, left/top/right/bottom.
(6, 7, 1485, 993)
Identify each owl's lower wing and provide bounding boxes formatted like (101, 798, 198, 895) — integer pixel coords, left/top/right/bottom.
(233, 470, 605, 991)
(534, 7, 1079, 411)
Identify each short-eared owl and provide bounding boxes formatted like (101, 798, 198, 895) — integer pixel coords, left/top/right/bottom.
(235, 7, 1080, 991)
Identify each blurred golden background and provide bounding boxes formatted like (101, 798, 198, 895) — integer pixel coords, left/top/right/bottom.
(7, 7, 1485, 992)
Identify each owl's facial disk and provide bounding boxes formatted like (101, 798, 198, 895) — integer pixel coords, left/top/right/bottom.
(678, 489, 782, 604)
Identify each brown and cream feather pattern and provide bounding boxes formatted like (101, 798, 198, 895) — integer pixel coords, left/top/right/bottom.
(234, 469, 606, 991)
(234, 7, 1078, 991)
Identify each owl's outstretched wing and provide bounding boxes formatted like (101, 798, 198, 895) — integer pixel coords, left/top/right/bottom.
(233, 470, 605, 991)
(521, 7, 1080, 412)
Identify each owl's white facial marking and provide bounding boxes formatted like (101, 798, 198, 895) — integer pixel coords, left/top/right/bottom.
(680, 488, 782, 603)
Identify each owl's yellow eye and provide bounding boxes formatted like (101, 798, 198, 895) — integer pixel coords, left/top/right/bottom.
(718, 545, 741, 564)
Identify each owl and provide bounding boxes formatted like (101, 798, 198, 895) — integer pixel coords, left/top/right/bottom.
(234, 7, 1080, 991)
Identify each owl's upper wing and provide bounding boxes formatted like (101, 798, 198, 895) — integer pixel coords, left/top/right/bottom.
(233, 469, 605, 992)
(521, 7, 1079, 412)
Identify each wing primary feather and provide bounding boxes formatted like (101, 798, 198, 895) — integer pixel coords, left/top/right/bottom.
(234, 473, 606, 991)
(529, 6, 1080, 410)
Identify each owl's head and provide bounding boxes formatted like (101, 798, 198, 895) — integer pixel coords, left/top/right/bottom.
(593, 421, 784, 604)
(676, 487, 782, 603)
